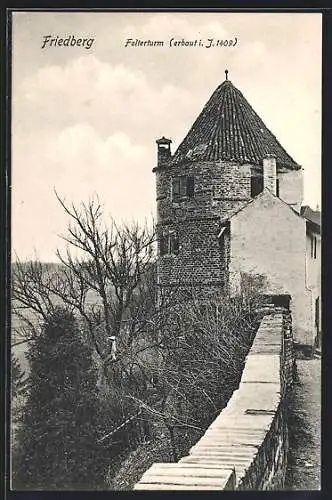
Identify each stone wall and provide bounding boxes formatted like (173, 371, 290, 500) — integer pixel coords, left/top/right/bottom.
(155, 160, 251, 292)
(155, 160, 252, 222)
(157, 217, 225, 287)
(134, 309, 295, 491)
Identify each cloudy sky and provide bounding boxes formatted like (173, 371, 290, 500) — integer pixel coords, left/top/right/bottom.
(12, 11, 322, 262)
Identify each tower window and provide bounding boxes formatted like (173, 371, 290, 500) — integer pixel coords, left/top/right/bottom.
(310, 234, 317, 259)
(159, 230, 179, 256)
(160, 235, 169, 256)
(170, 231, 179, 254)
(172, 176, 194, 201)
(251, 173, 263, 197)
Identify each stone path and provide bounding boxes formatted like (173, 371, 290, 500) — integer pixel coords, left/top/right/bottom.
(285, 357, 321, 490)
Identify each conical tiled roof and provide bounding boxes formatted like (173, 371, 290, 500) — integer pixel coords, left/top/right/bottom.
(172, 78, 300, 169)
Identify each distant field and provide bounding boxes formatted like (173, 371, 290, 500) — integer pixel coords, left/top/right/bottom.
(11, 301, 40, 374)
(11, 264, 103, 374)
(10, 261, 136, 375)
(12, 343, 29, 374)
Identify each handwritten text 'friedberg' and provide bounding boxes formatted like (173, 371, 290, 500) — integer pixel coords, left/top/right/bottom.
(124, 38, 238, 48)
(41, 35, 95, 49)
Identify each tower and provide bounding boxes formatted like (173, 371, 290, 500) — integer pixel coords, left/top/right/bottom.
(153, 72, 303, 298)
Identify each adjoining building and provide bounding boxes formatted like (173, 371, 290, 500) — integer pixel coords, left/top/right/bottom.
(153, 72, 321, 348)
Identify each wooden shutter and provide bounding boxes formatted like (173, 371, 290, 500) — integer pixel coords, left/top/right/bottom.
(187, 176, 195, 197)
(160, 235, 168, 256)
(170, 232, 179, 254)
(172, 178, 180, 200)
(179, 177, 187, 197)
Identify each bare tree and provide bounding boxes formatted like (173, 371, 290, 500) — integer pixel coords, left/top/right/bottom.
(12, 194, 176, 415)
(123, 282, 265, 462)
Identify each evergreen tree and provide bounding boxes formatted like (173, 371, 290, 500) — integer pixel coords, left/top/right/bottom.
(13, 307, 108, 490)
(11, 353, 29, 452)
(11, 353, 28, 402)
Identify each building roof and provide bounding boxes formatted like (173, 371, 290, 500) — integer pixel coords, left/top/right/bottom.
(220, 188, 303, 224)
(300, 205, 321, 230)
(172, 77, 300, 170)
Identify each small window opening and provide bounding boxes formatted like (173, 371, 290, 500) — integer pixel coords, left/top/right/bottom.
(159, 230, 179, 256)
(311, 234, 317, 259)
(172, 176, 195, 201)
(251, 173, 263, 197)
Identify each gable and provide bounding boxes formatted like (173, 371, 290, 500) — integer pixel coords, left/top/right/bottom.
(227, 188, 303, 225)
(228, 188, 307, 295)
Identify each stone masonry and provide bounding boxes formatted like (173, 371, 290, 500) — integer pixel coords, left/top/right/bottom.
(155, 158, 251, 292)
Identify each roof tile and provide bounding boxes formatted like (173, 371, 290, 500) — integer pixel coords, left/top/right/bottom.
(172, 79, 300, 169)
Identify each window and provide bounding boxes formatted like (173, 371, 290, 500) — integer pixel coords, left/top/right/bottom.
(159, 230, 179, 256)
(315, 297, 320, 328)
(251, 174, 263, 198)
(310, 234, 317, 259)
(276, 178, 280, 197)
(172, 176, 194, 201)
(160, 235, 169, 256)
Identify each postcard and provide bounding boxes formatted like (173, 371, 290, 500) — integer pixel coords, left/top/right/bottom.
(9, 10, 321, 492)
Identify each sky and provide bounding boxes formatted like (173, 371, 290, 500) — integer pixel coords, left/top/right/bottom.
(11, 11, 322, 262)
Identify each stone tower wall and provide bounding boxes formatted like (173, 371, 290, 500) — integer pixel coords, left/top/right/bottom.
(155, 159, 252, 292)
(156, 160, 252, 222)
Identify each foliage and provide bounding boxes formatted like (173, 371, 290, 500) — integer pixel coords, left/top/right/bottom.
(127, 286, 263, 461)
(12, 307, 110, 490)
(11, 353, 29, 448)
(11, 353, 28, 402)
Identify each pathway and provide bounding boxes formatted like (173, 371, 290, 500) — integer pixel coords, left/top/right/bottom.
(285, 356, 321, 490)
